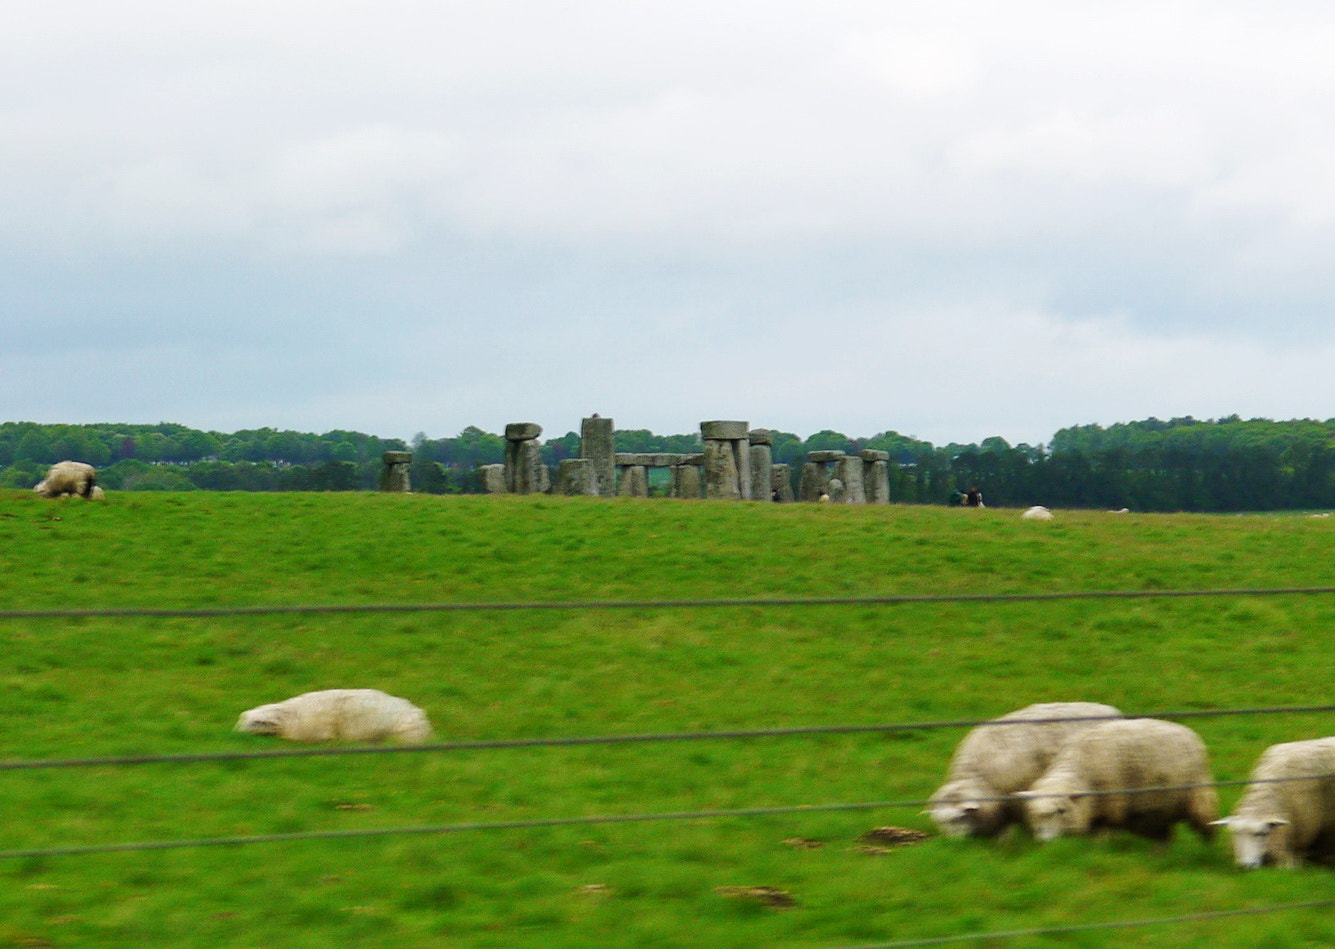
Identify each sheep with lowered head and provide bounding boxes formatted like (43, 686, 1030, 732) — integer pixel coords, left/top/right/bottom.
(34, 460, 97, 499)
(927, 701, 1123, 838)
(236, 689, 432, 743)
(1020, 718, 1218, 842)
(1021, 506, 1054, 520)
(1212, 736, 1335, 868)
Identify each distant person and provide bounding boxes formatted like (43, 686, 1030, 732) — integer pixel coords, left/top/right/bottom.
(949, 489, 965, 507)
(965, 487, 983, 508)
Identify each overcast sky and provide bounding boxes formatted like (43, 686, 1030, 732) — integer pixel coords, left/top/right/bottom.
(5, 2, 1335, 447)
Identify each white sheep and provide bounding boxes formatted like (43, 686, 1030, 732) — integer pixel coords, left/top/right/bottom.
(1021, 506, 1054, 520)
(1211, 736, 1335, 868)
(33, 460, 98, 499)
(927, 702, 1123, 838)
(235, 689, 432, 743)
(1020, 718, 1218, 842)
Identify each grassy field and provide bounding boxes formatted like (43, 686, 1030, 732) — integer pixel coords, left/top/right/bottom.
(0, 490, 1332, 948)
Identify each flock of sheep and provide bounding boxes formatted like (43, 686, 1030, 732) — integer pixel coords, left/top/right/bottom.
(233, 691, 1333, 871)
(927, 702, 1335, 869)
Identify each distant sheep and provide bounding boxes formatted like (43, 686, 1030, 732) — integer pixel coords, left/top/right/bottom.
(1021, 506, 1053, 520)
(235, 689, 432, 743)
(1212, 736, 1335, 868)
(33, 460, 97, 499)
(927, 702, 1123, 838)
(1020, 718, 1218, 842)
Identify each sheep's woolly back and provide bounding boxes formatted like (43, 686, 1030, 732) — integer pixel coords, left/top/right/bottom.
(235, 689, 432, 743)
(1223, 737, 1335, 867)
(1023, 718, 1217, 841)
(34, 460, 97, 499)
(928, 701, 1122, 837)
(1021, 506, 1054, 520)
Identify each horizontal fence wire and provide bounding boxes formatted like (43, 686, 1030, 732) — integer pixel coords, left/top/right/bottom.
(2, 773, 1332, 861)
(827, 899, 1335, 949)
(2, 705, 1332, 771)
(5, 585, 1335, 619)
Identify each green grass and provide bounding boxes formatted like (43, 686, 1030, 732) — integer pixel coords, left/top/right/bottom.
(0, 491, 1332, 947)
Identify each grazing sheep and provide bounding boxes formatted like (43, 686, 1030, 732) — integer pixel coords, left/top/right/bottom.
(235, 689, 432, 743)
(33, 460, 97, 499)
(1211, 737, 1335, 868)
(1021, 506, 1054, 520)
(1020, 718, 1218, 842)
(89, 485, 105, 501)
(927, 702, 1124, 838)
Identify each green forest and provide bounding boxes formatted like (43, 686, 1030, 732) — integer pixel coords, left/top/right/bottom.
(4, 415, 1335, 512)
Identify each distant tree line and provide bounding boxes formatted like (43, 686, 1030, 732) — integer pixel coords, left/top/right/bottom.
(2, 416, 1333, 511)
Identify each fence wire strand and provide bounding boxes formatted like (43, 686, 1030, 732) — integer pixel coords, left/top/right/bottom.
(5, 585, 1335, 620)
(1, 705, 1331, 771)
(3, 773, 1332, 861)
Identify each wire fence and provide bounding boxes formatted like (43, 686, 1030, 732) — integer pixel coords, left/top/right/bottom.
(4, 586, 1332, 944)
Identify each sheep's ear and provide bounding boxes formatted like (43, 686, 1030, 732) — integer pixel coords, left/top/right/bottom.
(1265, 818, 1290, 829)
(1013, 791, 1034, 800)
(1209, 818, 1232, 827)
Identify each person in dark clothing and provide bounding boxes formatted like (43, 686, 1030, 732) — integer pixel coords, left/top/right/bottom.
(965, 486, 983, 507)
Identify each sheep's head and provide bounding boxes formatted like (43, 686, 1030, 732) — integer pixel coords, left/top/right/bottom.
(1018, 790, 1091, 841)
(927, 781, 1006, 838)
(1211, 816, 1291, 868)
(235, 703, 286, 735)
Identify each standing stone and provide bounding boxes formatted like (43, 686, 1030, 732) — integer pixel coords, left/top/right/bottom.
(748, 429, 772, 503)
(379, 451, 412, 492)
(516, 440, 550, 494)
(671, 464, 703, 499)
(771, 464, 794, 503)
(580, 415, 616, 498)
(834, 455, 866, 504)
(861, 450, 892, 504)
(618, 465, 649, 498)
(479, 464, 508, 494)
(799, 462, 826, 502)
(555, 458, 596, 496)
(703, 439, 741, 500)
(701, 420, 750, 501)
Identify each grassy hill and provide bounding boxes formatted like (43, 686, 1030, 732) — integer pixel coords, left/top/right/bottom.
(1, 491, 1332, 947)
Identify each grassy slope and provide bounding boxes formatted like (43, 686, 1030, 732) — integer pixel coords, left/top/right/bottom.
(0, 491, 1332, 948)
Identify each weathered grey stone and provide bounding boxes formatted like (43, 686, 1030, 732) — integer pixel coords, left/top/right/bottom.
(807, 450, 847, 463)
(700, 420, 750, 441)
(480, 464, 508, 494)
(509, 439, 550, 495)
(614, 453, 686, 467)
(618, 465, 649, 498)
(704, 439, 741, 500)
(865, 460, 891, 504)
(378, 452, 412, 492)
(580, 416, 616, 498)
(671, 464, 703, 499)
(834, 456, 866, 504)
(555, 458, 596, 496)
(771, 464, 794, 503)
(799, 462, 827, 502)
(827, 477, 847, 503)
(859, 450, 891, 463)
(505, 422, 543, 442)
(683, 453, 706, 466)
(749, 442, 773, 503)
(747, 428, 773, 446)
